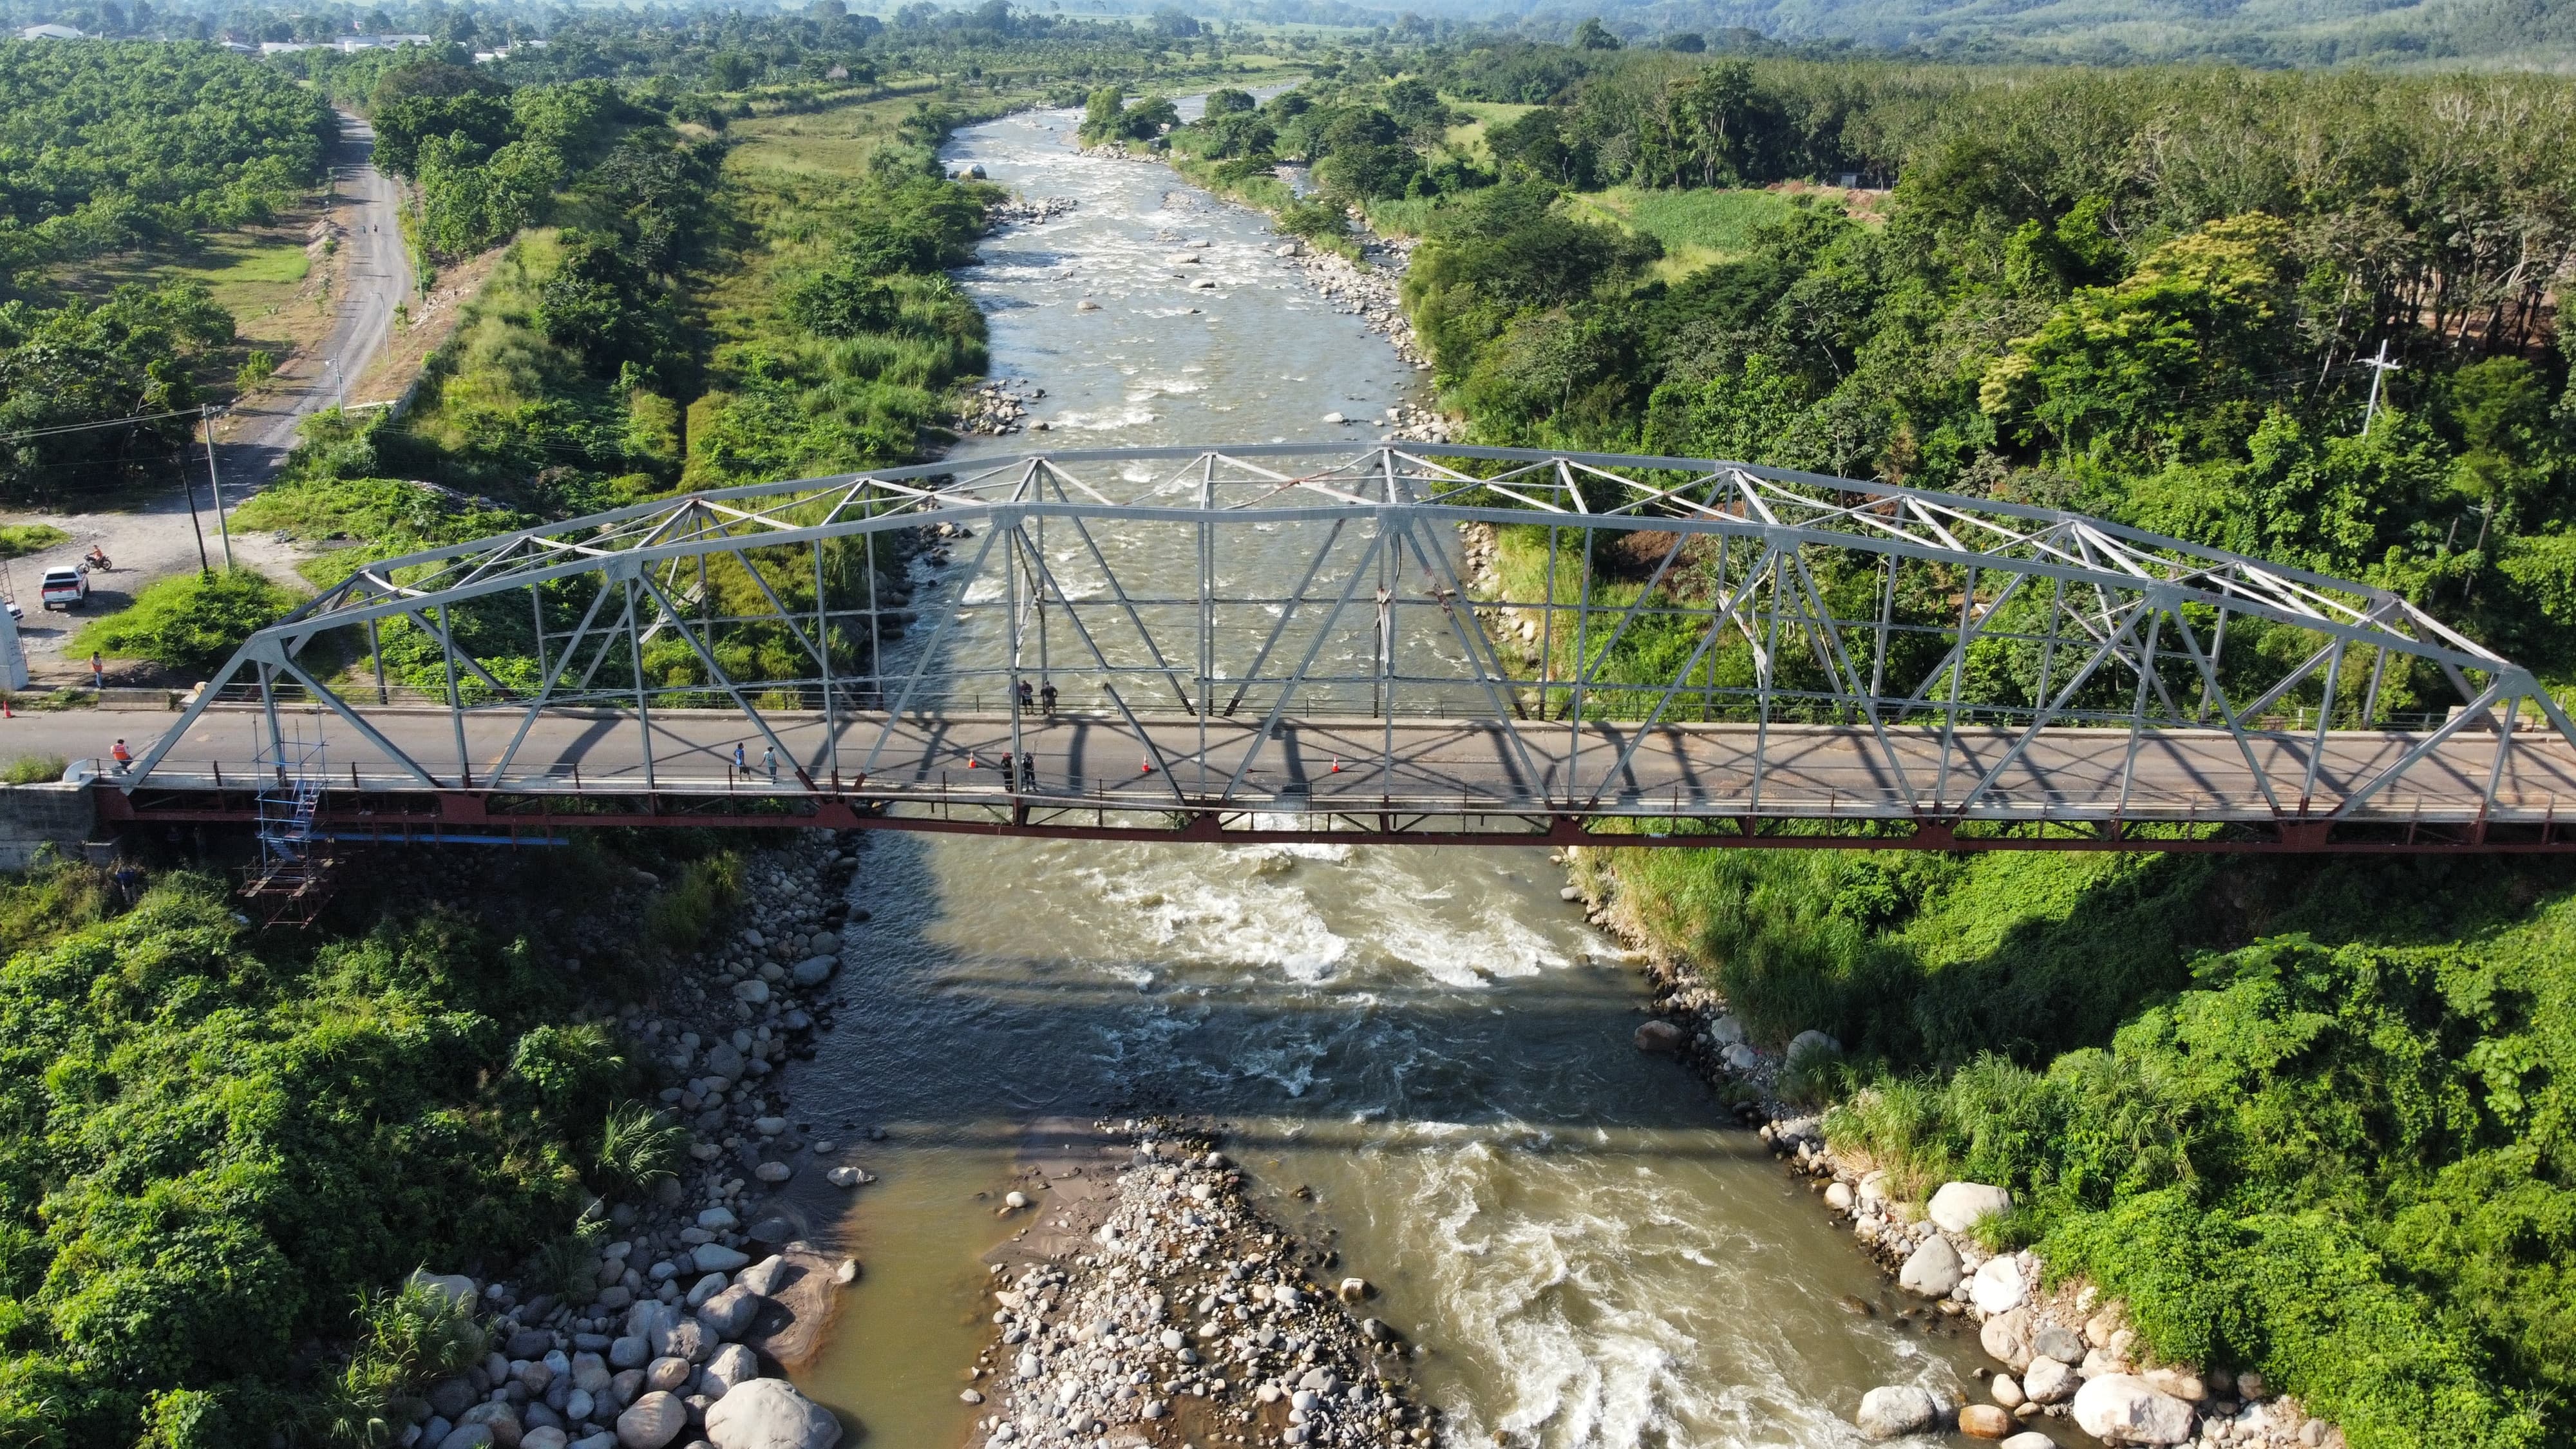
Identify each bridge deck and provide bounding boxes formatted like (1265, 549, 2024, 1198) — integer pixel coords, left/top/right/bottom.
(50, 704, 2576, 829)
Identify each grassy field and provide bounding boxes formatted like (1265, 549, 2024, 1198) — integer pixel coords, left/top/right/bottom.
(0, 524, 68, 560)
(52, 204, 336, 383)
(1439, 97, 1535, 172)
(1569, 186, 1804, 279)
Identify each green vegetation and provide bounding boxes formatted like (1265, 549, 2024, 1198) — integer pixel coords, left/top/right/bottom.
(0, 842, 735, 1443)
(1381, 35, 2576, 1449)
(0, 40, 332, 289)
(0, 281, 234, 504)
(71, 567, 298, 677)
(0, 754, 65, 785)
(0, 524, 68, 559)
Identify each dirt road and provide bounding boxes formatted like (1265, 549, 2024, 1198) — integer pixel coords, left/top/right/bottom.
(0, 108, 412, 677)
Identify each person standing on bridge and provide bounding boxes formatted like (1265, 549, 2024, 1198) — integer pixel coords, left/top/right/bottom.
(762, 746, 778, 783)
(1017, 679, 1034, 714)
(1041, 681, 1058, 717)
(109, 739, 131, 774)
(733, 742, 746, 779)
(90, 652, 104, 692)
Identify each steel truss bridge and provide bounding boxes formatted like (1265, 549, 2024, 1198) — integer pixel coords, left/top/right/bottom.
(99, 444, 2576, 853)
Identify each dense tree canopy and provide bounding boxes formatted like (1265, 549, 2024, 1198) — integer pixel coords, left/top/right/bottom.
(0, 40, 333, 287)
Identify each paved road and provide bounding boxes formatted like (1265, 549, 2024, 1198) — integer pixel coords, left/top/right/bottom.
(0, 109, 410, 671)
(22, 706, 2573, 826)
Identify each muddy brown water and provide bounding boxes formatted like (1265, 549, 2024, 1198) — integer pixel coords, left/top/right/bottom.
(781, 106, 2021, 1449)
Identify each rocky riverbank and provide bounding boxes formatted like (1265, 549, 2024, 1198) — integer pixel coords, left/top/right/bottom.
(964, 1121, 1432, 1449)
(400, 834, 884, 1449)
(1559, 854, 2349, 1449)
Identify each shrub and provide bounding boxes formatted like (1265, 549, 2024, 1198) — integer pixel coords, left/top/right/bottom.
(643, 851, 741, 948)
(73, 567, 298, 678)
(594, 1102, 688, 1198)
(1, 754, 64, 784)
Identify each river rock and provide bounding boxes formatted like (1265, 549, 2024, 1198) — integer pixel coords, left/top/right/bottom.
(705, 1342, 760, 1394)
(1989, 1373, 2023, 1409)
(699, 1206, 739, 1231)
(1786, 1029, 1841, 1061)
(646, 1356, 692, 1392)
(658, 1317, 710, 1363)
(609, 1337, 649, 1370)
(523, 1432, 569, 1449)
(2032, 1323, 2085, 1364)
(1971, 1255, 2027, 1314)
(2023, 1354, 2079, 1404)
(2073, 1374, 2197, 1444)
(704, 1378, 842, 1449)
(1633, 1020, 1684, 1054)
(616, 1391, 688, 1449)
(1897, 1235, 1962, 1297)
(436, 1427, 495, 1449)
(1928, 1181, 2014, 1233)
(697, 1285, 762, 1340)
(1960, 1404, 2014, 1439)
(2002, 1435, 2056, 1449)
(791, 956, 835, 987)
(737, 1256, 788, 1297)
(693, 1244, 752, 1274)
(411, 1271, 480, 1310)
(507, 1328, 556, 1360)
(755, 1160, 793, 1183)
(1720, 1042, 1760, 1071)
(1707, 1014, 1745, 1045)
(1855, 1385, 1942, 1440)
(571, 1353, 611, 1394)
(431, 1378, 478, 1419)
(809, 931, 838, 955)
(732, 980, 770, 1005)
(462, 1405, 524, 1449)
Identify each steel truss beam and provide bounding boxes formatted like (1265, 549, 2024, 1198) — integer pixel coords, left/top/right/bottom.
(123, 445, 2576, 840)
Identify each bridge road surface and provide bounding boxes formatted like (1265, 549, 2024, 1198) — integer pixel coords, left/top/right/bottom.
(23, 705, 2576, 825)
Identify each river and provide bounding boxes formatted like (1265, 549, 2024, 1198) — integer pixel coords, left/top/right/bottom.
(786, 104, 2008, 1449)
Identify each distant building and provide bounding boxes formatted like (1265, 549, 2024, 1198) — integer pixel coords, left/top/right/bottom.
(17, 23, 86, 39)
(336, 32, 433, 50)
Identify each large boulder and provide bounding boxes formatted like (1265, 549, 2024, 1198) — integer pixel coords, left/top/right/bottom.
(790, 956, 836, 987)
(2072, 1374, 2197, 1444)
(410, 1271, 479, 1311)
(1897, 1235, 1962, 1298)
(704, 1378, 843, 1449)
(735, 1256, 789, 1298)
(459, 1403, 524, 1449)
(1980, 1307, 2035, 1371)
(2032, 1323, 2086, 1364)
(693, 1244, 752, 1274)
(704, 1343, 760, 1394)
(696, 1284, 764, 1341)
(1633, 1019, 1685, 1054)
(615, 1390, 689, 1449)
(739, 1245, 844, 1369)
(1786, 1029, 1841, 1063)
(2023, 1355, 2079, 1404)
(506, 1327, 556, 1360)
(1958, 1404, 2014, 1439)
(1970, 1255, 2027, 1314)
(1927, 1182, 2013, 1234)
(2001, 1435, 2056, 1449)
(1855, 1386, 1942, 1441)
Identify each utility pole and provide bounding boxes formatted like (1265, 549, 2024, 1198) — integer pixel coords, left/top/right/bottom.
(201, 405, 234, 569)
(178, 438, 210, 574)
(2361, 338, 2402, 432)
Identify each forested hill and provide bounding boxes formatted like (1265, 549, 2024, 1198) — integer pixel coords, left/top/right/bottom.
(1507, 0, 2576, 67)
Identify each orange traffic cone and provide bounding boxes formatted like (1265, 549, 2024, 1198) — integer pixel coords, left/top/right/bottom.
(1140, 757, 1155, 774)
(967, 754, 979, 768)
(1329, 757, 1342, 773)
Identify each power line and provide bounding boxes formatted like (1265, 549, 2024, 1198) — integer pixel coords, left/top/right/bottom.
(0, 407, 207, 445)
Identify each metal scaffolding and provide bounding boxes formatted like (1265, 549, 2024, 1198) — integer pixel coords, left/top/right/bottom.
(244, 715, 333, 923)
(115, 444, 2576, 844)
